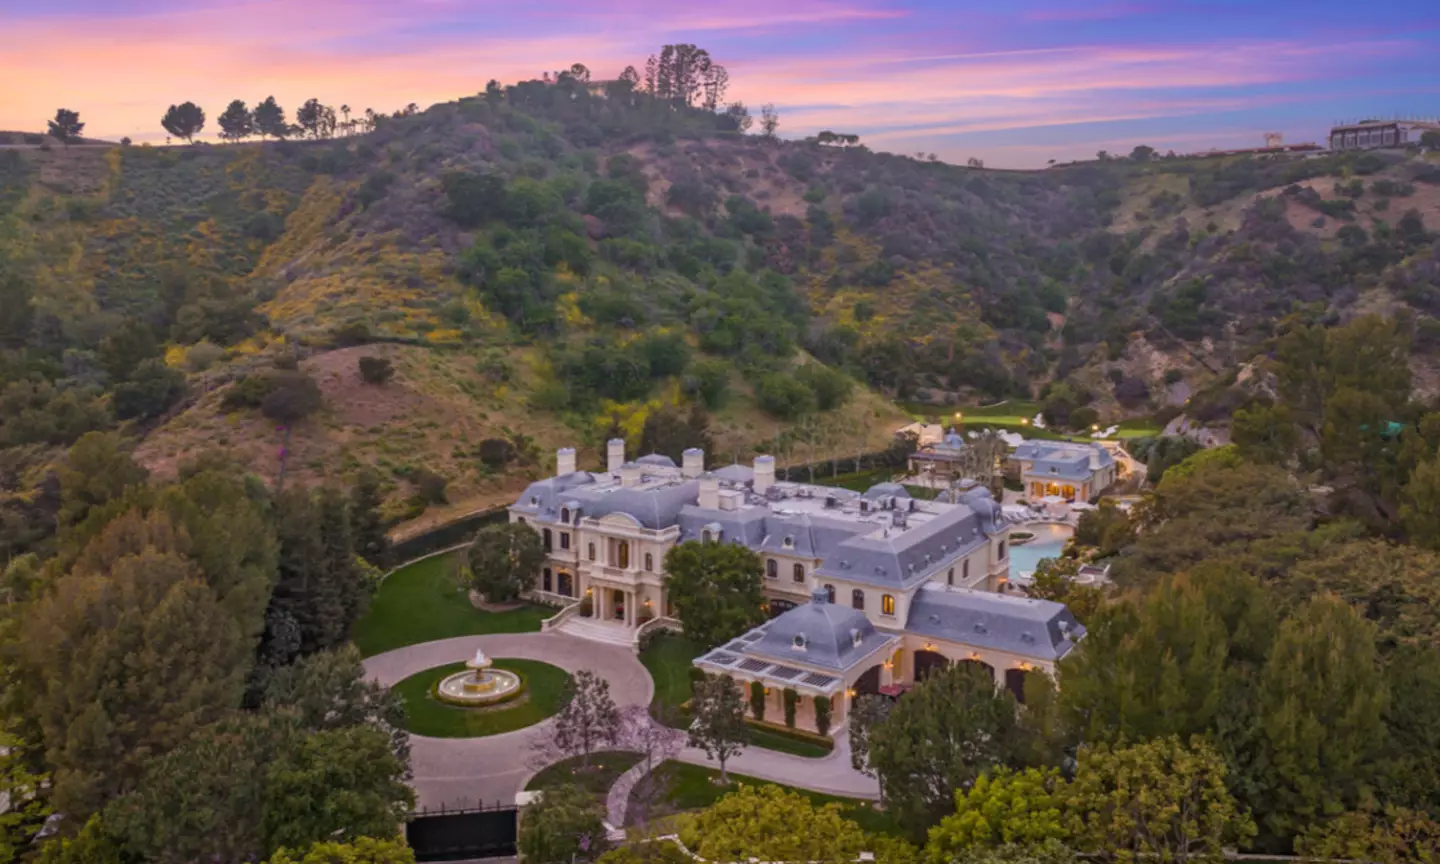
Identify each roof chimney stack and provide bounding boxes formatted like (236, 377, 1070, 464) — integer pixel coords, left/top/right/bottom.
(619, 462, 642, 488)
(607, 438, 625, 475)
(556, 447, 577, 477)
(682, 448, 705, 478)
(1089, 446, 1101, 471)
(698, 473, 720, 509)
(753, 455, 776, 496)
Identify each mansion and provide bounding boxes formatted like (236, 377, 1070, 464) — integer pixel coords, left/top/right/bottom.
(509, 440, 1086, 735)
(1013, 440, 1116, 502)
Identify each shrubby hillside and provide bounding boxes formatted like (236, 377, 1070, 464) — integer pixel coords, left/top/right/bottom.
(2, 67, 1438, 534)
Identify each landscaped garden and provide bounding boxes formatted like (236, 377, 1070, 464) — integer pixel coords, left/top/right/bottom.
(353, 552, 551, 657)
(629, 761, 899, 836)
(525, 751, 645, 806)
(392, 658, 570, 737)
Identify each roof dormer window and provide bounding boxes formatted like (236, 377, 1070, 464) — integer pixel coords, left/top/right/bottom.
(793, 634, 807, 650)
(783, 535, 794, 549)
(851, 629, 863, 648)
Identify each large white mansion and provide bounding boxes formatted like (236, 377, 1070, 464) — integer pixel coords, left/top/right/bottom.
(509, 440, 1085, 734)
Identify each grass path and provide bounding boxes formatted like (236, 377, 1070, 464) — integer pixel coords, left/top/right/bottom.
(391, 658, 569, 737)
(353, 553, 550, 657)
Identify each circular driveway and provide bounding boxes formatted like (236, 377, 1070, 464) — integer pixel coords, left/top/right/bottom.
(365, 632, 652, 810)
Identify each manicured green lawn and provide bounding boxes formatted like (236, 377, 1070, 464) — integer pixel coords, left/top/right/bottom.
(353, 553, 551, 657)
(640, 634, 703, 724)
(392, 658, 570, 738)
(525, 751, 644, 804)
(639, 761, 900, 837)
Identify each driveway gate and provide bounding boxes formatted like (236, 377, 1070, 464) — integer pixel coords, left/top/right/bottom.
(407, 802, 518, 861)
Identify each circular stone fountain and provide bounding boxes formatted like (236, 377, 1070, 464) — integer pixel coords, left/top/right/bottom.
(435, 649, 523, 707)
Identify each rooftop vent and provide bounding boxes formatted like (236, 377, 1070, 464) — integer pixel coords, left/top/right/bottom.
(973, 622, 988, 634)
(1021, 632, 1036, 644)
(825, 494, 837, 508)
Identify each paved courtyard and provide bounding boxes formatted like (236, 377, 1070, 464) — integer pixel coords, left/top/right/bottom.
(365, 631, 879, 810)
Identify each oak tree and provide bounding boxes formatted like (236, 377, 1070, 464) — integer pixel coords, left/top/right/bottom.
(161, 102, 206, 143)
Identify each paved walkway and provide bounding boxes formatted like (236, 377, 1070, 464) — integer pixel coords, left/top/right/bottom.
(366, 632, 879, 813)
(364, 632, 652, 809)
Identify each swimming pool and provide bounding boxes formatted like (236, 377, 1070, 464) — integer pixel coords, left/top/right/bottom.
(1009, 522, 1074, 578)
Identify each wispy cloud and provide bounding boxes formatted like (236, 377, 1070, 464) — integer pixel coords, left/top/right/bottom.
(1, 0, 1437, 165)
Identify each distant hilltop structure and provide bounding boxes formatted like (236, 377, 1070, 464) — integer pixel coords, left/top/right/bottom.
(1328, 117, 1440, 151)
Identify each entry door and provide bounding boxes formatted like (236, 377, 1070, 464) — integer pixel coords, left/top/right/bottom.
(613, 589, 626, 621)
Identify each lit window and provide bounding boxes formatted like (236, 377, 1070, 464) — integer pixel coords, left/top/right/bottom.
(766, 559, 778, 579)
(852, 589, 865, 611)
(793, 563, 805, 583)
(882, 594, 896, 616)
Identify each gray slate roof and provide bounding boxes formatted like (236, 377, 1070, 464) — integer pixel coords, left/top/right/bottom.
(1013, 441, 1114, 482)
(512, 472, 698, 529)
(740, 589, 896, 672)
(905, 586, 1086, 661)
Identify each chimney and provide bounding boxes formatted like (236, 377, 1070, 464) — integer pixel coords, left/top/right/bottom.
(753, 455, 776, 496)
(619, 462, 642, 488)
(698, 473, 720, 509)
(1088, 446, 1101, 471)
(556, 447, 577, 476)
(607, 438, 625, 474)
(682, 448, 705, 478)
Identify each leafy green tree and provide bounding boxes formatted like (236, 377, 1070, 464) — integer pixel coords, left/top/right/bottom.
(869, 662, 1026, 839)
(262, 645, 410, 771)
(47, 108, 84, 143)
(1295, 807, 1440, 864)
(679, 784, 870, 864)
(350, 468, 390, 566)
(1066, 736, 1255, 864)
(466, 521, 545, 603)
(1159, 444, 1243, 485)
(662, 540, 766, 648)
(161, 102, 206, 143)
(254, 96, 291, 139)
(1, 733, 50, 862)
(756, 372, 817, 419)
(260, 371, 323, 424)
(849, 694, 892, 787)
(796, 363, 853, 411)
(266, 487, 364, 664)
(1254, 594, 1387, 841)
(518, 783, 610, 864)
(926, 768, 1067, 859)
(266, 836, 415, 864)
(218, 100, 255, 141)
(1375, 644, 1440, 806)
(1401, 451, 1440, 550)
(639, 405, 712, 464)
(296, 98, 337, 139)
(1230, 403, 1299, 465)
(760, 104, 779, 140)
(19, 535, 249, 817)
(1129, 145, 1156, 162)
(112, 357, 186, 420)
(688, 674, 749, 784)
(263, 725, 413, 852)
(358, 356, 394, 384)
(56, 431, 148, 529)
(1071, 500, 1133, 557)
(551, 670, 621, 769)
(685, 359, 731, 409)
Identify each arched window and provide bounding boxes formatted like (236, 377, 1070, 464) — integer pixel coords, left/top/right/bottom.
(588, 543, 596, 561)
(824, 584, 835, 603)
(617, 541, 630, 569)
(543, 528, 553, 552)
(560, 507, 570, 524)
(852, 589, 865, 611)
(766, 559, 778, 579)
(881, 594, 896, 616)
(543, 567, 552, 592)
(793, 563, 805, 583)
(644, 553, 654, 572)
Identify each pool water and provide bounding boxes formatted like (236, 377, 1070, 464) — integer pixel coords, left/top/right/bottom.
(1009, 522, 1074, 577)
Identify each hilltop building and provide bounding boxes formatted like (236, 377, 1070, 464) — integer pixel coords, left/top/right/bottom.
(1013, 440, 1116, 502)
(509, 440, 1086, 734)
(1328, 119, 1440, 151)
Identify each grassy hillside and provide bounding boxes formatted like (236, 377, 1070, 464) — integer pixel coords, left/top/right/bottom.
(1, 81, 1438, 536)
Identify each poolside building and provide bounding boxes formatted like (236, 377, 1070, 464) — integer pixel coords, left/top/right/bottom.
(1013, 440, 1116, 502)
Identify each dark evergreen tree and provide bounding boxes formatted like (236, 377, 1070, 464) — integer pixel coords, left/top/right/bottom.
(350, 469, 390, 567)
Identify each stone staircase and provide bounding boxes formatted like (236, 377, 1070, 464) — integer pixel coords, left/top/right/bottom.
(555, 617, 636, 648)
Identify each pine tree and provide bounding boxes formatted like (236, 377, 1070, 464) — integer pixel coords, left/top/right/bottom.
(350, 469, 390, 566)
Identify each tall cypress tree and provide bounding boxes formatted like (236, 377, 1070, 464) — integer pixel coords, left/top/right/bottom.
(313, 486, 363, 648)
(350, 469, 390, 567)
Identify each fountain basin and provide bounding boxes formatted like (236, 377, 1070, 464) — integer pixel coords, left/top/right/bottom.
(435, 667, 525, 707)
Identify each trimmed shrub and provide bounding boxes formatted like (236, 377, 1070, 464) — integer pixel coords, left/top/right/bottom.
(749, 680, 766, 722)
(358, 356, 394, 384)
(783, 688, 799, 728)
(813, 695, 832, 736)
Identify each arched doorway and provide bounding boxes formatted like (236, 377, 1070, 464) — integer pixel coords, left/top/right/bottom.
(914, 650, 949, 681)
(854, 664, 882, 697)
(1004, 668, 1029, 705)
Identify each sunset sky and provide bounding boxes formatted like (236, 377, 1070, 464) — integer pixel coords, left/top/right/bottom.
(3, 0, 1438, 167)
